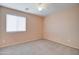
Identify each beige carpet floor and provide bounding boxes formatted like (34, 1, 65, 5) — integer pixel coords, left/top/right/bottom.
(0, 39, 79, 55)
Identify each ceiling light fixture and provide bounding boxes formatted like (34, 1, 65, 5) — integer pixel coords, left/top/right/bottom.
(36, 3, 48, 11)
(38, 7, 43, 11)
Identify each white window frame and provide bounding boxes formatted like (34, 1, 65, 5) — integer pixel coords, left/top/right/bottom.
(6, 14, 26, 32)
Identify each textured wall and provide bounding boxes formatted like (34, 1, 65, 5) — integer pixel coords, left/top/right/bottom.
(44, 6, 79, 49)
(0, 6, 44, 47)
(0, 7, 2, 46)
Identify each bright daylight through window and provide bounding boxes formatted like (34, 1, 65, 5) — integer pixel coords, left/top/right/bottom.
(6, 14, 26, 32)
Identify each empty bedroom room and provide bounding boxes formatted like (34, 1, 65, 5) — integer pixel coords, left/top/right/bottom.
(0, 3, 79, 55)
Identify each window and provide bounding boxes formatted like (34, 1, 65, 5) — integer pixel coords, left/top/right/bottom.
(6, 14, 26, 32)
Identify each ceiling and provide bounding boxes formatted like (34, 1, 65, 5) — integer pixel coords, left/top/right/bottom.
(0, 3, 78, 16)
